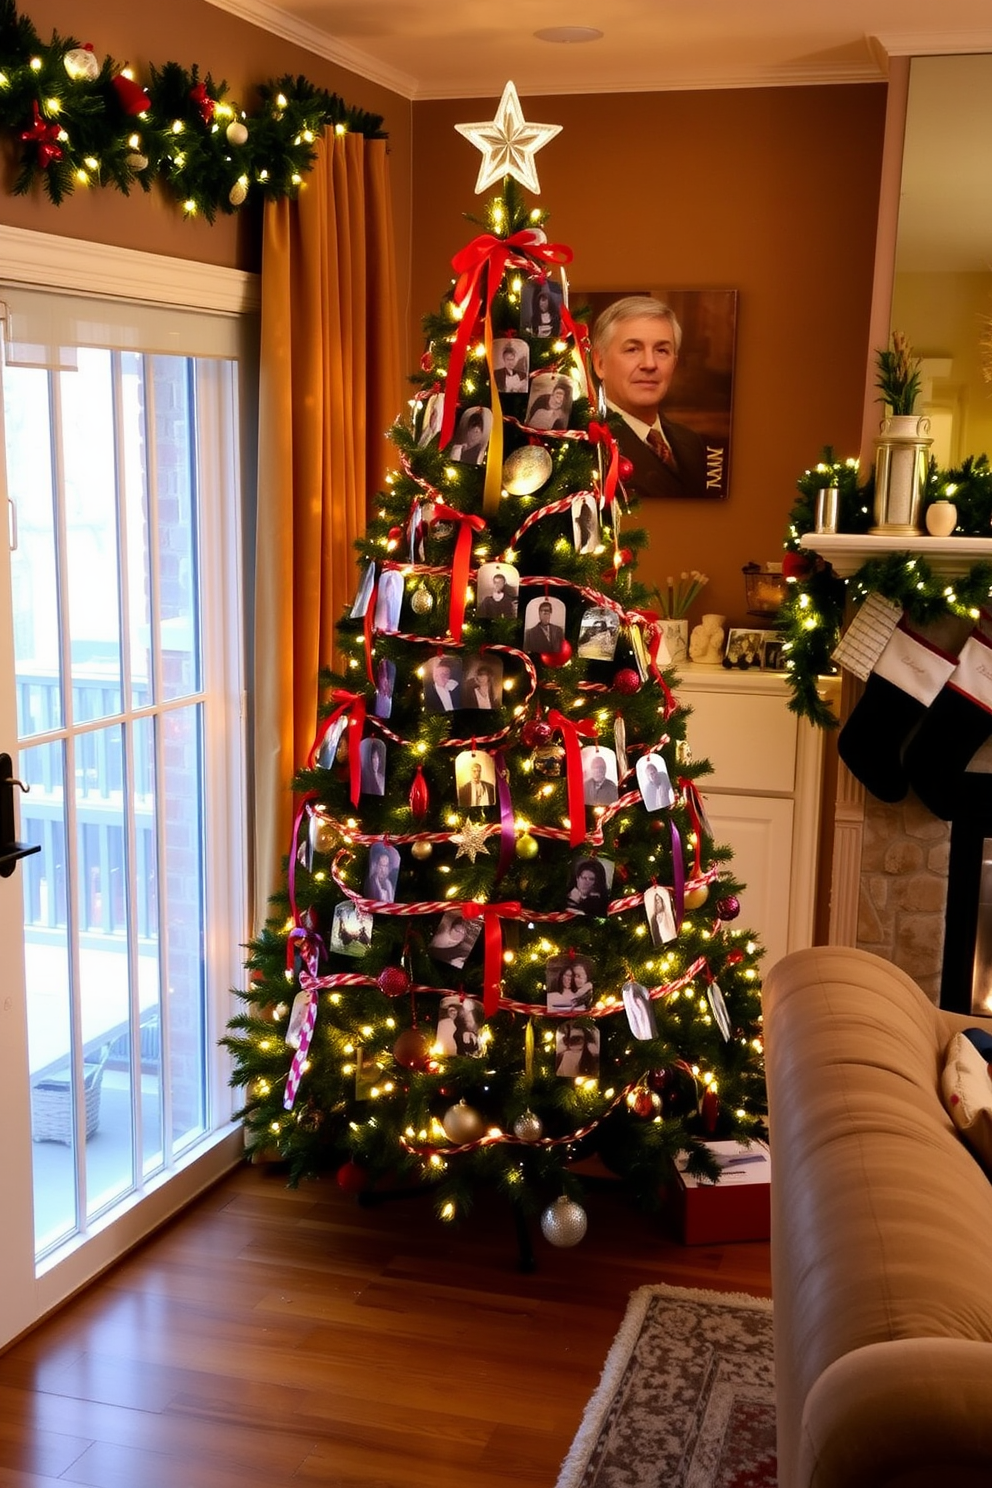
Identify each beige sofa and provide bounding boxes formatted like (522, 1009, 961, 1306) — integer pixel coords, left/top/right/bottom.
(762, 944, 992, 1488)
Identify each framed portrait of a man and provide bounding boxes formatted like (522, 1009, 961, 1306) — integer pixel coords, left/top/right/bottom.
(578, 288, 738, 501)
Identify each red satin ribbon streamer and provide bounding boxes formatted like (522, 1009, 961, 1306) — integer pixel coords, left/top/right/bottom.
(547, 708, 599, 847)
(630, 612, 676, 717)
(429, 502, 486, 640)
(678, 778, 706, 879)
(462, 900, 522, 1016)
(363, 583, 377, 685)
(308, 691, 367, 806)
(587, 421, 620, 509)
(440, 229, 573, 449)
(559, 303, 593, 398)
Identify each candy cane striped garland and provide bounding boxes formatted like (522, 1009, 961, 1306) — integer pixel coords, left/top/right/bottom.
(497, 954, 710, 1019)
(400, 1082, 636, 1156)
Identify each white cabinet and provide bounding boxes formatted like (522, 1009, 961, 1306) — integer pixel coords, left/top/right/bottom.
(674, 666, 835, 968)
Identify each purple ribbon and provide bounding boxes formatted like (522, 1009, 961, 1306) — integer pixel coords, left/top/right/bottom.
(494, 749, 515, 883)
(670, 820, 685, 931)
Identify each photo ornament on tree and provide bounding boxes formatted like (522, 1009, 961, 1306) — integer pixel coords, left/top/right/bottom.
(225, 81, 764, 1256)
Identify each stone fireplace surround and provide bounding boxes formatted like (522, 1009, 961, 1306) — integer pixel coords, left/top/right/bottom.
(802, 533, 992, 1009)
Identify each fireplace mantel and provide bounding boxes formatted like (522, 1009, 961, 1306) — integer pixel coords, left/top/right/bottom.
(800, 532, 992, 578)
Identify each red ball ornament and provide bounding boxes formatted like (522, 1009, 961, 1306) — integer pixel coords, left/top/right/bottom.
(377, 965, 411, 998)
(618, 547, 634, 565)
(629, 1088, 662, 1119)
(613, 668, 641, 695)
(540, 639, 572, 668)
(618, 455, 635, 481)
(521, 716, 553, 748)
(716, 894, 741, 921)
(111, 71, 151, 115)
(393, 1028, 431, 1069)
(336, 1160, 370, 1193)
(725, 948, 745, 967)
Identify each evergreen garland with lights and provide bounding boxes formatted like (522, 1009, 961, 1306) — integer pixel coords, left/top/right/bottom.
(0, 0, 384, 218)
(223, 179, 767, 1244)
(779, 449, 992, 726)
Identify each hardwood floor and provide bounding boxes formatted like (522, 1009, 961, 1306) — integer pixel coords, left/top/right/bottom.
(0, 1163, 771, 1487)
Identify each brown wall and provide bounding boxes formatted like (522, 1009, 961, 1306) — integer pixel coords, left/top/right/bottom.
(0, 0, 412, 291)
(410, 85, 888, 625)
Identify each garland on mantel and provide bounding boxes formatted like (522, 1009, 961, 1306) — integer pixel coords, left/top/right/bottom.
(778, 449, 992, 728)
(0, 0, 386, 220)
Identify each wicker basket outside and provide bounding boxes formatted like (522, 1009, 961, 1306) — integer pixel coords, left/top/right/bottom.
(32, 1052, 107, 1145)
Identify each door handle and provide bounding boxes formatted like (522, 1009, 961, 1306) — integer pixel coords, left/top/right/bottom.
(0, 753, 40, 878)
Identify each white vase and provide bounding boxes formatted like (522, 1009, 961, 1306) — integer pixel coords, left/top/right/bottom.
(925, 500, 958, 537)
(657, 619, 688, 665)
(870, 413, 932, 535)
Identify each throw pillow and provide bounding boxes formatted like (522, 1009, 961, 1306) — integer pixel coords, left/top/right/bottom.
(942, 1032, 992, 1172)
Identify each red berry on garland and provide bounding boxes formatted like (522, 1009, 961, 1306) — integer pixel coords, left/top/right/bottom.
(540, 639, 572, 668)
(618, 455, 635, 481)
(377, 965, 411, 998)
(336, 1160, 370, 1192)
(613, 668, 641, 695)
(716, 894, 741, 921)
(393, 1028, 431, 1069)
(725, 948, 745, 966)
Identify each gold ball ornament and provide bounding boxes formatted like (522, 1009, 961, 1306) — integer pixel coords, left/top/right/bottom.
(540, 1195, 588, 1247)
(411, 839, 433, 861)
(502, 444, 553, 496)
(515, 832, 539, 860)
(410, 582, 434, 615)
(226, 119, 249, 146)
(513, 1110, 543, 1142)
(441, 1100, 487, 1144)
(684, 885, 710, 910)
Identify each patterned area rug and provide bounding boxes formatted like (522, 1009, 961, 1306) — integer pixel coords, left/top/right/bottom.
(556, 1283, 776, 1488)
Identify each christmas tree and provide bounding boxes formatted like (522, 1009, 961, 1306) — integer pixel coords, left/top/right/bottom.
(225, 84, 766, 1254)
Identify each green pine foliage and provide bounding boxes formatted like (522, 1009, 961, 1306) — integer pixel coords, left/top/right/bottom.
(223, 183, 767, 1232)
(0, 0, 384, 214)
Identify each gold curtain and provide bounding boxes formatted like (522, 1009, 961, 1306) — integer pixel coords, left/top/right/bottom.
(253, 131, 402, 924)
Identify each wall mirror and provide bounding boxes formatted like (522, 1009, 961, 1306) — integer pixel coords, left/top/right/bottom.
(892, 53, 992, 467)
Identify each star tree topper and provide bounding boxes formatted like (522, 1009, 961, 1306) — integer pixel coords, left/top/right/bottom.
(455, 81, 562, 195)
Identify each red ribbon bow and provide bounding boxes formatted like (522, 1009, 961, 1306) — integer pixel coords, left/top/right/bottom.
(462, 900, 522, 1016)
(440, 229, 573, 450)
(20, 101, 63, 168)
(546, 709, 600, 846)
(308, 690, 367, 807)
(190, 81, 216, 125)
(429, 502, 486, 640)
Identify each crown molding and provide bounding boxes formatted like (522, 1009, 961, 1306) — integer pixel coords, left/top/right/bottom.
(874, 29, 992, 57)
(414, 60, 885, 99)
(0, 226, 259, 314)
(202, 0, 418, 99)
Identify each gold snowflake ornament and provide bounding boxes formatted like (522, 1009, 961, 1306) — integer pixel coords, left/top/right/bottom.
(452, 818, 491, 863)
(455, 81, 562, 196)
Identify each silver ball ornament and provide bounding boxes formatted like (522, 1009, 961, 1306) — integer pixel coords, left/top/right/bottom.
(540, 1195, 587, 1247)
(410, 582, 434, 615)
(441, 1100, 486, 1144)
(513, 1110, 543, 1142)
(226, 119, 249, 146)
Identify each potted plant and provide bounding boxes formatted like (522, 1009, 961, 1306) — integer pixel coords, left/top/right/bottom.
(876, 330, 922, 419)
(870, 331, 932, 535)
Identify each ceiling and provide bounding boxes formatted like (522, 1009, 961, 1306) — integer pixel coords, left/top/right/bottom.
(210, 0, 992, 99)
